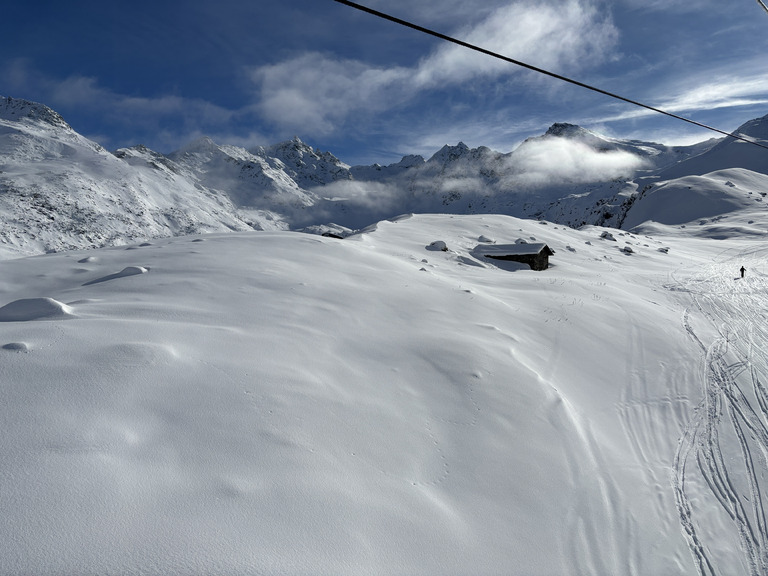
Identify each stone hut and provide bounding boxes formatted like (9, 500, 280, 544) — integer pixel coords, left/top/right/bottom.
(474, 242, 555, 271)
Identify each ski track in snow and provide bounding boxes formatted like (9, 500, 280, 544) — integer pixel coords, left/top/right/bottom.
(671, 247, 768, 575)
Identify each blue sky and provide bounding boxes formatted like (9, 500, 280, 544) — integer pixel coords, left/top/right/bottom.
(2, 0, 768, 165)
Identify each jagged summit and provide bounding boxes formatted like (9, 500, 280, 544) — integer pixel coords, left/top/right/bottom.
(0, 96, 72, 130)
(256, 136, 347, 169)
(253, 137, 351, 188)
(394, 154, 425, 169)
(545, 123, 594, 138)
(541, 123, 618, 150)
(429, 142, 472, 163)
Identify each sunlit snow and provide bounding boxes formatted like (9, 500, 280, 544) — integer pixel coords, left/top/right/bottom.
(2, 207, 768, 574)
(4, 96, 768, 574)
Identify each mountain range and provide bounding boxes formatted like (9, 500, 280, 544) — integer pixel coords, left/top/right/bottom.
(1, 95, 767, 258)
(5, 96, 768, 574)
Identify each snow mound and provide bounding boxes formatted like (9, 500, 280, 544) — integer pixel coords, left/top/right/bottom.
(426, 240, 449, 251)
(0, 298, 74, 322)
(83, 266, 150, 286)
(2, 342, 30, 352)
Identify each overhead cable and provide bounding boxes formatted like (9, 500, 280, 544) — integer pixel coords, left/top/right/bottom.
(331, 0, 768, 151)
(757, 0, 768, 15)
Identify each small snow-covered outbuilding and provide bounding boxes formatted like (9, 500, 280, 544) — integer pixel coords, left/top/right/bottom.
(474, 242, 555, 271)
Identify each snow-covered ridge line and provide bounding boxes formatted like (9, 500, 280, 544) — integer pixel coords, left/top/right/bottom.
(0, 95, 72, 130)
(1, 95, 767, 259)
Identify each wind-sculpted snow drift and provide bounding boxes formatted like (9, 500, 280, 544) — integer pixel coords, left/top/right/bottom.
(0, 297, 74, 322)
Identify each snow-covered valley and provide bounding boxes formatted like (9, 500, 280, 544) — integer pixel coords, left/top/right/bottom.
(3, 96, 768, 574)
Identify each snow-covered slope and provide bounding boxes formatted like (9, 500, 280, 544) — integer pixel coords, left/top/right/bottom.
(657, 115, 768, 180)
(624, 169, 768, 232)
(2, 212, 768, 574)
(0, 98, 257, 258)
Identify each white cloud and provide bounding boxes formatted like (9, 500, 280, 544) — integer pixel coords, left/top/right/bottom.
(319, 180, 403, 208)
(251, 53, 412, 135)
(657, 76, 768, 115)
(1, 58, 263, 150)
(412, 0, 618, 88)
(508, 137, 647, 185)
(617, 0, 722, 12)
(5, 60, 231, 126)
(581, 72, 768, 132)
(250, 0, 619, 136)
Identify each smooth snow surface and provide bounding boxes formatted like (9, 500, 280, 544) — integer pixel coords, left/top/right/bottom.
(3, 213, 768, 574)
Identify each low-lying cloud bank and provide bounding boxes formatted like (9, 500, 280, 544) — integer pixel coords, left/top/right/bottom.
(507, 138, 648, 186)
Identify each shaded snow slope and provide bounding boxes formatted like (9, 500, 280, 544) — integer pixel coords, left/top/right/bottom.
(3, 214, 768, 574)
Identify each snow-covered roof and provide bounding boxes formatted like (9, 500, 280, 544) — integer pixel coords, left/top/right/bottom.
(474, 242, 553, 257)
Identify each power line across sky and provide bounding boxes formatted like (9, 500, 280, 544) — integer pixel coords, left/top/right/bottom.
(2, 0, 768, 163)
(332, 0, 768, 152)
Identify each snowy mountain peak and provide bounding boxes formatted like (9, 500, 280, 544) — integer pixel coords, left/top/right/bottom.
(528, 123, 636, 156)
(0, 96, 72, 130)
(395, 154, 426, 168)
(429, 142, 472, 163)
(733, 112, 768, 142)
(253, 137, 351, 188)
(545, 123, 594, 138)
(175, 135, 222, 156)
(543, 123, 616, 150)
(113, 144, 183, 175)
(258, 137, 346, 169)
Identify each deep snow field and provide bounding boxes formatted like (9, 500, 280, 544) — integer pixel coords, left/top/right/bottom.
(2, 208, 768, 575)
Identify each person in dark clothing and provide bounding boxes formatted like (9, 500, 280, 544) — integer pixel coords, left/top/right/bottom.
(741, 266, 746, 278)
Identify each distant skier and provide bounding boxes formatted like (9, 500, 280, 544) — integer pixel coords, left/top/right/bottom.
(740, 266, 746, 278)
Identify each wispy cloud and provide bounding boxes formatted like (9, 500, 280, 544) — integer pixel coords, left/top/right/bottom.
(250, 0, 618, 137)
(363, 0, 508, 26)
(582, 71, 768, 130)
(617, 0, 723, 12)
(412, 1, 617, 88)
(657, 76, 768, 114)
(2, 59, 268, 151)
(250, 53, 412, 135)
